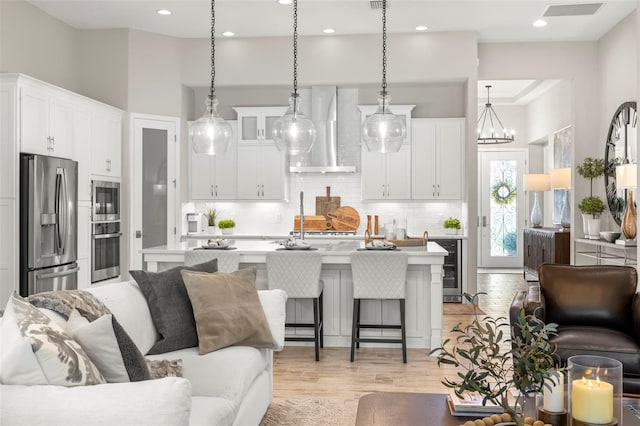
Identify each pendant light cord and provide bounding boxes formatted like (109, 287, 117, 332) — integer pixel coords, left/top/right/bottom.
(210, 0, 216, 101)
(381, 0, 388, 112)
(292, 0, 299, 111)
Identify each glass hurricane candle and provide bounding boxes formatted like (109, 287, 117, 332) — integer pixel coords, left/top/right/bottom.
(568, 355, 622, 425)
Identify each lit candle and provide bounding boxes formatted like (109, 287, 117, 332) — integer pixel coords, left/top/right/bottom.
(543, 371, 564, 412)
(572, 376, 613, 423)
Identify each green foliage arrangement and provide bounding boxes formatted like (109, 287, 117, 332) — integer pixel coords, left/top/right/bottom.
(576, 157, 605, 197)
(204, 206, 218, 227)
(578, 196, 606, 217)
(217, 219, 236, 229)
(443, 217, 461, 230)
(431, 293, 562, 426)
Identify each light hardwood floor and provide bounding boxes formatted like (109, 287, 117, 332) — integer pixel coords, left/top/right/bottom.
(272, 272, 530, 400)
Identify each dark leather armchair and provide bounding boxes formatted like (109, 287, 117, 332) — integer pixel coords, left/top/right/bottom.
(510, 264, 640, 394)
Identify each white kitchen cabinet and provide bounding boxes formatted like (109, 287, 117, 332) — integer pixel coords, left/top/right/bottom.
(189, 121, 238, 200)
(236, 143, 286, 200)
(234, 106, 286, 144)
(73, 108, 92, 201)
(91, 108, 122, 178)
(359, 105, 414, 200)
(20, 83, 74, 159)
(411, 118, 464, 200)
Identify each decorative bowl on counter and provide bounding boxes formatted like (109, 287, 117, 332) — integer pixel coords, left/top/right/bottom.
(599, 231, 621, 243)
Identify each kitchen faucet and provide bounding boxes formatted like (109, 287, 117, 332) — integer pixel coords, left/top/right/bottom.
(300, 191, 304, 241)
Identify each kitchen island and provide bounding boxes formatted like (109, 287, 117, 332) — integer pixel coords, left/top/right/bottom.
(141, 240, 447, 351)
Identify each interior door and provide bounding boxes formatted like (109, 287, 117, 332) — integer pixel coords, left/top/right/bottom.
(478, 150, 527, 268)
(131, 115, 178, 270)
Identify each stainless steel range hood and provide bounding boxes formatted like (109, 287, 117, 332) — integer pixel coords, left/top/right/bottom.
(289, 86, 356, 173)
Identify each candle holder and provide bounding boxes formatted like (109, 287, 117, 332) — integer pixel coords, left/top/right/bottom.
(568, 355, 622, 426)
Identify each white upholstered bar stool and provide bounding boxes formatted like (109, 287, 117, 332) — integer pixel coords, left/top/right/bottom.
(184, 250, 240, 273)
(266, 251, 324, 361)
(350, 251, 409, 363)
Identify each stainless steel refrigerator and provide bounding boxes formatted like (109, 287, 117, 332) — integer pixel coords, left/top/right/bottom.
(20, 154, 78, 296)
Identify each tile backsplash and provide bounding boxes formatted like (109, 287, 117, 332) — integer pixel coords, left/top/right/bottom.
(182, 173, 463, 237)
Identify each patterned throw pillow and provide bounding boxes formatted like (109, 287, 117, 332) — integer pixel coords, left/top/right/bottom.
(8, 295, 105, 386)
(145, 359, 183, 379)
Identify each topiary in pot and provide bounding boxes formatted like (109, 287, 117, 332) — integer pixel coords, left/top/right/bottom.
(431, 293, 562, 426)
(217, 219, 235, 234)
(578, 196, 606, 218)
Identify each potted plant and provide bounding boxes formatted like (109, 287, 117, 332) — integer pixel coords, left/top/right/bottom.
(443, 217, 461, 235)
(217, 219, 235, 235)
(204, 206, 218, 234)
(576, 157, 605, 238)
(432, 293, 562, 426)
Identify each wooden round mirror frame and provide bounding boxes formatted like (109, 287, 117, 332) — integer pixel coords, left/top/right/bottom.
(604, 101, 637, 226)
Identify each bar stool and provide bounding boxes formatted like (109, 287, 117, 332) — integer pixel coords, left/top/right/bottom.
(266, 251, 324, 361)
(350, 251, 409, 363)
(184, 250, 240, 273)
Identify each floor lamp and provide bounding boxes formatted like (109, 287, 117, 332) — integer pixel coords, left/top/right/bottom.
(524, 174, 550, 228)
(551, 168, 571, 230)
(616, 163, 637, 245)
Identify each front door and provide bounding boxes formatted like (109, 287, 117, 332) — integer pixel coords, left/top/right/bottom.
(478, 150, 527, 268)
(130, 114, 179, 270)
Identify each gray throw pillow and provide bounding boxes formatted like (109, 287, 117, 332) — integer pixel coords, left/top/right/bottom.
(130, 259, 218, 354)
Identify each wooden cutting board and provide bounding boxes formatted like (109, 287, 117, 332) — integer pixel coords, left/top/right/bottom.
(294, 215, 332, 231)
(315, 187, 341, 222)
(327, 206, 360, 231)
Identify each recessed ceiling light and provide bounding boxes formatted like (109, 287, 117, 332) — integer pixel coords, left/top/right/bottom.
(278, 0, 292, 4)
(415, 25, 428, 31)
(156, 9, 171, 16)
(222, 31, 235, 37)
(322, 28, 335, 34)
(533, 19, 548, 28)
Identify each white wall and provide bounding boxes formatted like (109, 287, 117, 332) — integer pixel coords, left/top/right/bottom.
(0, 0, 78, 92)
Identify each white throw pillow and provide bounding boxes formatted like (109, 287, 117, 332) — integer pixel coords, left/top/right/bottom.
(66, 309, 129, 383)
(257, 289, 288, 351)
(0, 297, 48, 385)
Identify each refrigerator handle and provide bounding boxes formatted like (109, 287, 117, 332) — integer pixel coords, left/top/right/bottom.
(37, 266, 80, 280)
(55, 167, 68, 255)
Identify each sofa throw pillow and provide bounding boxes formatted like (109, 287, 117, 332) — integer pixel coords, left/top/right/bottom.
(145, 359, 183, 379)
(7, 294, 105, 386)
(181, 268, 276, 354)
(28, 290, 150, 382)
(130, 259, 218, 354)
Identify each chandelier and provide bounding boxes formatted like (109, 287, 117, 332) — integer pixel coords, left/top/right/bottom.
(361, 0, 405, 153)
(477, 85, 515, 145)
(190, 0, 232, 155)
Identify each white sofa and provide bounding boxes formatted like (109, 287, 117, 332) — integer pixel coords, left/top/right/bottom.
(0, 281, 287, 426)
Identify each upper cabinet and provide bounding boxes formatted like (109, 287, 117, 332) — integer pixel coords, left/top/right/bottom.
(411, 118, 464, 200)
(234, 106, 288, 200)
(20, 82, 74, 159)
(91, 107, 122, 178)
(189, 120, 238, 200)
(359, 105, 414, 200)
(234, 106, 287, 144)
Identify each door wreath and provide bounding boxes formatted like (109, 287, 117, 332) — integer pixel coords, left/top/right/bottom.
(491, 181, 517, 205)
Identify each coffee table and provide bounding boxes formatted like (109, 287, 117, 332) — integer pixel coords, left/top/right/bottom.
(355, 392, 640, 426)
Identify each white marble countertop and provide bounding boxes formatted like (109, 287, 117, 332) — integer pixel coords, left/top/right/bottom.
(142, 239, 448, 265)
(181, 233, 467, 241)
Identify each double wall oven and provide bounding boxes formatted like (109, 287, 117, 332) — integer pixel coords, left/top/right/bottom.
(91, 180, 121, 282)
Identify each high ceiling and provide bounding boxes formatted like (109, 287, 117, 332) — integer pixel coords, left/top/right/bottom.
(26, 0, 636, 42)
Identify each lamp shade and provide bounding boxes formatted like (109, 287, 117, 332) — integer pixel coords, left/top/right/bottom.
(551, 168, 571, 190)
(523, 174, 551, 192)
(616, 163, 637, 188)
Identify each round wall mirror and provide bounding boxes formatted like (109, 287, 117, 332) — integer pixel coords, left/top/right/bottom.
(604, 101, 638, 225)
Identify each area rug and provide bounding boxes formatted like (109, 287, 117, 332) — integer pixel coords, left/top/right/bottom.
(443, 303, 485, 315)
(260, 398, 359, 426)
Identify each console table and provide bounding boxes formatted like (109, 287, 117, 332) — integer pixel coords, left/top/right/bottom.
(523, 228, 570, 281)
(574, 238, 637, 266)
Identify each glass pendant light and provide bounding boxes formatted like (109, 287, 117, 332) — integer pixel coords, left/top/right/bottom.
(190, 0, 232, 155)
(273, 0, 316, 155)
(362, 0, 405, 153)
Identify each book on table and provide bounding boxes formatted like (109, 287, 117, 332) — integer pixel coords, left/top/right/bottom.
(447, 389, 521, 417)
